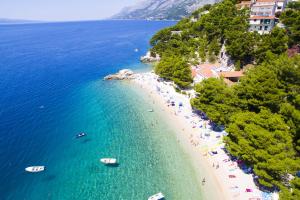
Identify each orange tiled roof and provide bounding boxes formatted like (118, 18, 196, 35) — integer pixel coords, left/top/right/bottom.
(200, 68, 214, 78)
(249, 15, 276, 19)
(192, 69, 197, 78)
(252, 4, 275, 7)
(218, 71, 244, 78)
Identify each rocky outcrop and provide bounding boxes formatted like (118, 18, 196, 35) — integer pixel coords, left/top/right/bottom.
(219, 43, 234, 69)
(140, 51, 160, 63)
(104, 69, 136, 80)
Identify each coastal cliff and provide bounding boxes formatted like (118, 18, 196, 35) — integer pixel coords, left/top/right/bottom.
(112, 0, 220, 20)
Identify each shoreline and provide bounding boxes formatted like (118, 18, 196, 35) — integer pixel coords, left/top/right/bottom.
(130, 71, 270, 200)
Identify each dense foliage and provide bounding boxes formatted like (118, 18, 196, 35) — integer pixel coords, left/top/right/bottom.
(150, 0, 290, 82)
(155, 55, 193, 88)
(192, 55, 300, 198)
(280, 2, 300, 47)
(150, 0, 300, 197)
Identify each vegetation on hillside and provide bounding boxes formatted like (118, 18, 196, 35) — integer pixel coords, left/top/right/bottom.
(150, 0, 290, 87)
(191, 54, 300, 198)
(280, 2, 300, 47)
(150, 0, 300, 198)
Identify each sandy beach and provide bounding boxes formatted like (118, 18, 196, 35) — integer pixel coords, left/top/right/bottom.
(131, 71, 276, 200)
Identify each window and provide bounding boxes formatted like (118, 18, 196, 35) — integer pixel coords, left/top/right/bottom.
(264, 19, 270, 24)
(264, 26, 268, 30)
(254, 19, 257, 22)
(260, 19, 263, 24)
(259, 26, 263, 30)
(278, 6, 282, 9)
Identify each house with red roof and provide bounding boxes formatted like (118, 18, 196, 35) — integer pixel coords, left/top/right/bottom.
(191, 63, 244, 86)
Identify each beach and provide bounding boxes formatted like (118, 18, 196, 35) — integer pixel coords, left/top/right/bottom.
(132, 71, 273, 200)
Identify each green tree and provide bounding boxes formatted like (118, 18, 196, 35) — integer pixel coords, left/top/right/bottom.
(280, 9, 300, 47)
(191, 78, 239, 125)
(255, 27, 288, 63)
(225, 109, 299, 189)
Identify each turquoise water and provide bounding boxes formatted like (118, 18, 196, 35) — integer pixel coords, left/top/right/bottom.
(0, 21, 203, 200)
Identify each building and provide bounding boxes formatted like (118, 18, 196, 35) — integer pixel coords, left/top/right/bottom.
(191, 63, 244, 86)
(249, 15, 277, 33)
(191, 63, 220, 83)
(249, 0, 288, 34)
(218, 71, 245, 85)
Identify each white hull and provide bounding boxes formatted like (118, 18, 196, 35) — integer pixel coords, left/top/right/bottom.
(100, 158, 117, 165)
(25, 166, 45, 173)
(148, 192, 164, 200)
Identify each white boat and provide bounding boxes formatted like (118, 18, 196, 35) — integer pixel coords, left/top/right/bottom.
(134, 48, 139, 52)
(100, 158, 117, 165)
(147, 109, 154, 112)
(25, 166, 45, 173)
(76, 132, 86, 138)
(148, 192, 165, 200)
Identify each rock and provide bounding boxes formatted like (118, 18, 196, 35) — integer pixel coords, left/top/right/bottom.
(104, 69, 135, 80)
(140, 51, 160, 63)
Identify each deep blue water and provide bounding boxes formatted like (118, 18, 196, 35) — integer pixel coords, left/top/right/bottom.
(0, 20, 203, 200)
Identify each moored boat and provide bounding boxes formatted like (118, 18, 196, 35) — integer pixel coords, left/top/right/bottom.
(76, 132, 86, 138)
(25, 166, 45, 173)
(100, 158, 117, 165)
(148, 192, 165, 200)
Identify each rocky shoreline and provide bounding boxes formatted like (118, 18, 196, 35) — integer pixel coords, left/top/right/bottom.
(104, 69, 136, 80)
(140, 51, 160, 63)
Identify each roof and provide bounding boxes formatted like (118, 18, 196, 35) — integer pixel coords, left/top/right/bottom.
(192, 63, 221, 79)
(252, 4, 275, 7)
(200, 68, 214, 78)
(249, 16, 276, 19)
(218, 71, 244, 78)
(192, 69, 197, 78)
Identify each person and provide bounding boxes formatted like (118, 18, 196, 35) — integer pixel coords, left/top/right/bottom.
(202, 178, 206, 185)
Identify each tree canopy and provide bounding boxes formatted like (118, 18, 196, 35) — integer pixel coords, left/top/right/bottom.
(150, 0, 300, 197)
(191, 55, 300, 197)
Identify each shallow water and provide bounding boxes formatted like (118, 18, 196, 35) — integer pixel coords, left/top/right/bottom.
(0, 20, 203, 200)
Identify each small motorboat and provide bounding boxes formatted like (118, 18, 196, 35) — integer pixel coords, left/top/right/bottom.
(25, 166, 45, 173)
(134, 48, 139, 52)
(76, 132, 86, 138)
(100, 158, 117, 165)
(147, 109, 154, 112)
(148, 192, 165, 200)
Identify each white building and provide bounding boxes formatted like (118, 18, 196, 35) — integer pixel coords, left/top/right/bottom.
(249, 0, 288, 34)
(249, 15, 276, 33)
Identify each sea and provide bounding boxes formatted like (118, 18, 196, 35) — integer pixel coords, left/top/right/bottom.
(0, 20, 204, 200)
